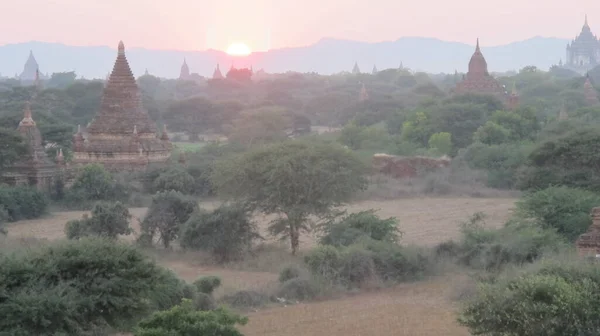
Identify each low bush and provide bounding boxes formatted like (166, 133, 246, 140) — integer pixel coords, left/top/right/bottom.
(193, 276, 222, 295)
(459, 258, 600, 336)
(339, 247, 377, 287)
(221, 290, 270, 309)
(276, 278, 318, 301)
(304, 245, 342, 281)
(193, 293, 216, 311)
(454, 213, 566, 271)
(0, 238, 189, 334)
(319, 210, 401, 247)
(134, 300, 248, 336)
(516, 186, 600, 241)
(153, 167, 195, 194)
(180, 204, 262, 262)
(279, 265, 302, 283)
(0, 185, 48, 221)
(361, 240, 432, 282)
(64, 201, 132, 240)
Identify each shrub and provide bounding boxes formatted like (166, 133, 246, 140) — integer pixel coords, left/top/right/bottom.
(516, 186, 600, 241)
(193, 276, 222, 295)
(279, 265, 302, 283)
(339, 247, 376, 287)
(361, 240, 432, 281)
(193, 293, 216, 311)
(221, 290, 270, 309)
(139, 190, 198, 248)
(0, 238, 188, 334)
(276, 278, 318, 301)
(319, 210, 401, 247)
(457, 213, 566, 271)
(459, 258, 600, 336)
(0, 206, 7, 235)
(134, 300, 248, 336)
(65, 201, 132, 239)
(65, 164, 129, 207)
(0, 185, 48, 221)
(180, 204, 262, 262)
(304, 245, 342, 281)
(153, 167, 195, 194)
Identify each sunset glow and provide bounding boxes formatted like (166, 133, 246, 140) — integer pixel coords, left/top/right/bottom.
(227, 43, 252, 56)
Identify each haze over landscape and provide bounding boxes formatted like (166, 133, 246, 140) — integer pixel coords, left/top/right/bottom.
(0, 0, 599, 77)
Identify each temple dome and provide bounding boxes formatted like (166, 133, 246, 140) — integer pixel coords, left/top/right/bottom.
(468, 39, 488, 77)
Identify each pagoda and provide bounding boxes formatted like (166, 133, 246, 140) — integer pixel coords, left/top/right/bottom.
(212, 64, 224, 79)
(506, 82, 520, 110)
(1, 102, 59, 189)
(454, 39, 506, 100)
(72, 41, 172, 171)
(576, 207, 600, 257)
(583, 74, 599, 105)
(564, 15, 600, 75)
(179, 58, 190, 80)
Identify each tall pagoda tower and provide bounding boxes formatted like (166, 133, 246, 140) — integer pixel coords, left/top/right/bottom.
(584, 74, 600, 106)
(72, 41, 172, 171)
(212, 64, 223, 79)
(179, 58, 190, 79)
(453, 39, 508, 103)
(1, 102, 59, 189)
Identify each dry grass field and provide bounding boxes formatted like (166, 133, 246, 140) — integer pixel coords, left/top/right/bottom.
(5, 197, 516, 336)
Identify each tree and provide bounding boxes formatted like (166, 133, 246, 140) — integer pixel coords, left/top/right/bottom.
(153, 167, 196, 194)
(46, 71, 77, 89)
(459, 259, 600, 336)
(428, 132, 452, 155)
(68, 164, 128, 201)
(227, 107, 292, 146)
(134, 300, 248, 336)
(0, 127, 28, 172)
(473, 121, 511, 145)
(212, 140, 368, 254)
(139, 190, 198, 248)
(65, 201, 132, 240)
(180, 204, 263, 263)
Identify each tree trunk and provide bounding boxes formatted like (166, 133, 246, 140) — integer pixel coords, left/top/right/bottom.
(289, 222, 300, 255)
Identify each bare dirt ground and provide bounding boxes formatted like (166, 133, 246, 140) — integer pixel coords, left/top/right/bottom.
(7, 197, 514, 248)
(241, 274, 471, 336)
(5, 197, 515, 336)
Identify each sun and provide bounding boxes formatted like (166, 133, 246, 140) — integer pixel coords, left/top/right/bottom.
(226, 43, 252, 56)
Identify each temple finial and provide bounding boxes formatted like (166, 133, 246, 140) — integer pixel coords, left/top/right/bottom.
(585, 14, 589, 26)
(476, 38, 480, 51)
(118, 41, 125, 55)
(133, 125, 138, 135)
(24, 101, 32, 119)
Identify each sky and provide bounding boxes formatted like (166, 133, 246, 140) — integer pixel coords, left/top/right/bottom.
(1, 0, 599, 52)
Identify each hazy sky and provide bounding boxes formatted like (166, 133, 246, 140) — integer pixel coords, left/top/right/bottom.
(1, 0, 599, 52)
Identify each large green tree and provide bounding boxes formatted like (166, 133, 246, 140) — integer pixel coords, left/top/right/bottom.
(0, 127, 28, 172)
(212, 140, 368, 254)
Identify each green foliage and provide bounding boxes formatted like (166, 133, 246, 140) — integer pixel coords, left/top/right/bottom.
(153, 167, 195, 194)
(0, 127, 28, 171)
(462, 142, 532, 189)
(459, 259, 600, 336)
(519, 127, 600, 191)
(0, 206, 7, 235)
(65, 201, 131, 240)
(0, 185, 48, 222)
(428, 132, 452, 155)
(319, 210, 401, 247)
(401, 111, 433, 146)
(134, 299, 248, 336)
(139, 190, 198, 248)
(0, 239, 188, 335)
(473, 121, 511, 145)
(193, 276, 222, 295)
(65, 164, 129, 207)
(222, 290, 270, 309)
(180, 204, 262, 262)
(212, 140, 368, 254)
(279, 265, 302, 283)
(276, 278, 318, 301)
(338, 122, 365, 150)
(304, 245, 342, 281)
(516, 186, 600, 241)
(453, 212, 566, 271)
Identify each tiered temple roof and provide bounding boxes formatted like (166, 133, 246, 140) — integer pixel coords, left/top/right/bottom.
(72, 41, 172, 171)
(213, 64, 224, 79)
(454, 39, 506, 99)
(179, 58, 190, 79)
(576, 207, 600, 257)
(1, 102, 59, 189)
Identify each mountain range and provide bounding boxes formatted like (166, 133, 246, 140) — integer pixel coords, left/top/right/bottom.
(0, 36, 569, 80)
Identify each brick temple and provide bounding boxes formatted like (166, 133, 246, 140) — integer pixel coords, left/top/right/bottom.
(576, 207, 600, 257)
(584, 74, 599, 106)
(1, 102, 62, 189)
(72, 41, 172, 171)
(453, 39, 517, 108)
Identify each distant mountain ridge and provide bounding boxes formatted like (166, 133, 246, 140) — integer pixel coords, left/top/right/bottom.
(0, 37, 569, 80)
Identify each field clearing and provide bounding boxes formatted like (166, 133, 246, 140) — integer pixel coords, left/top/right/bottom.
(241, 274, 470, 336)
(6, 197, 514, 336)
(7, 197, 515, 248)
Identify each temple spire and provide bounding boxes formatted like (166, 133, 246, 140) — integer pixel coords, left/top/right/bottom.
(118, 41, 125, 55)
(19, 102, 35, 127)
(476, 38, 480, 52)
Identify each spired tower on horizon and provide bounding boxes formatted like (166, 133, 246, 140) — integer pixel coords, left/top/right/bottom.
(19, 51, 43, 84)
(71, 41, 172, 171)
(564, 15, 600, 75)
